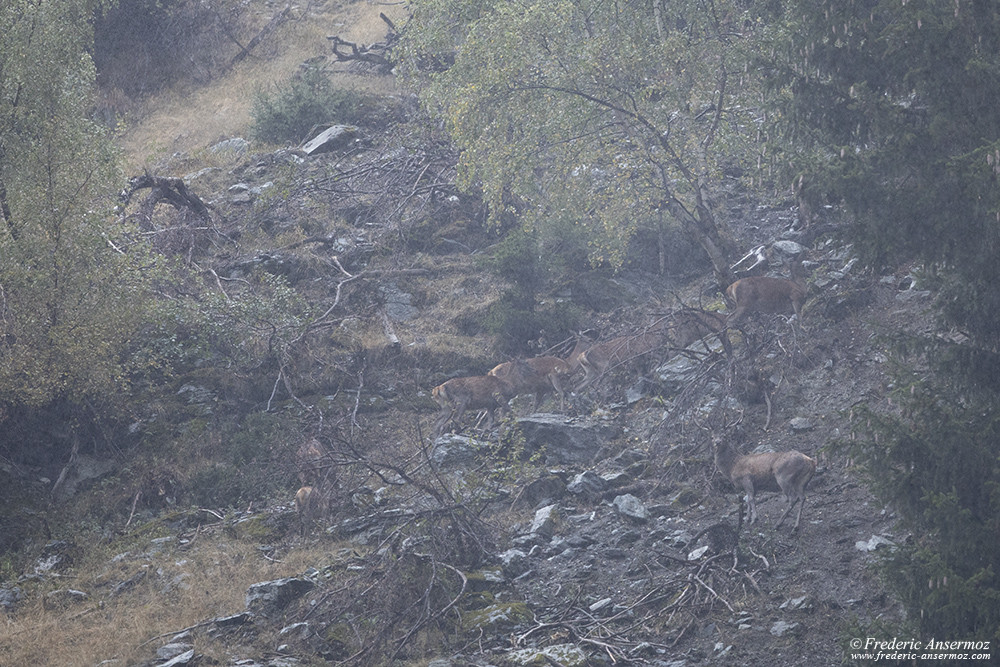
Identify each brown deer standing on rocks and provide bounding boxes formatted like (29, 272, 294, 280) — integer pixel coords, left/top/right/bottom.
(294, 485, 328, 536)
(573, 310, 728, 392)
(431, 374, 517, 437)
(725, 261, 808, 328)
(713, 439, 817, 531)
(295, 438, 330, 487)
(488, 356, 573, 411)
(293, 439, 335, 535)
(574, 328, 665, 392)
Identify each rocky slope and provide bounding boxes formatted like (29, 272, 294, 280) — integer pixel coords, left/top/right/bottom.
(0, 2, 931, 665)
(3, 129, 920, 665)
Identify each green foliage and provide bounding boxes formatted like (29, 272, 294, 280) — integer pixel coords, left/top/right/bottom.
(152, 269, 314, 383)
(250, 67, 366, 145)
(767, 0, 1000, 345)
(400, 0, 759, 279)
(476, 228, 580, 352)
(0, 0, 159, 416)
(768, 3, 1000, 642)
(839, 339, 1000, 643)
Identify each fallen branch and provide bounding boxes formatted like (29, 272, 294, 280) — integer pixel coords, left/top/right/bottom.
(228, 4, 291, 70)
(121, 172, 213, 225)
(328, 35, 393, 70)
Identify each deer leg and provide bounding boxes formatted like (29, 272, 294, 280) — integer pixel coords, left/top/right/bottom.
(775, 497, 797, 529)
(743, 481, 758, 524)
(433, 407, 453, 438)
(577, 359, 605, 392)
(549, 373, 565, 412)
(481, 408, 495, 431)
(793, 495, 806, 531)
(792, 297, 808, 333)
(726, 306, 746, 328)
(452, 403, 468, 432)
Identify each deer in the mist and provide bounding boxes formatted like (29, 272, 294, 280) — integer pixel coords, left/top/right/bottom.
(572, 310, 728, 392)
(488, 356, 573, 412)
(573, 329, 665, 392)
(713, 439, 817, 531)
(431, 374, 517, 437)
(295, 438, 328, 487)
(725, 262, 808, 328)
(293, 439, 335, 535)
(294, 485, 326, 535)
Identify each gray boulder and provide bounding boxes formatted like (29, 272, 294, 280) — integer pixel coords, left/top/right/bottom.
(515, 414, 619, 464)
(245, 577, 315, 617)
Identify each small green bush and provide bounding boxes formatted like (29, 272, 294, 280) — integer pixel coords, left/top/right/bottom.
(476, 229, 581, 352)
(250, 67, 365, 144)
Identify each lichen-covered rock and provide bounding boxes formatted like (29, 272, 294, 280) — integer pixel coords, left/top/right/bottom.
(507, 643, 589, 666)
(462, 602, 532, 632)
(529, 504, 559, 538)
(245, 577, 314, 617)
(612, 494, 649, 522)
(566, 471, 607, 502)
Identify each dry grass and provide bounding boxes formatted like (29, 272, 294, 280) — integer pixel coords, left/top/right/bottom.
(0, 536, 332, 666)
(122, 0, 409, 171)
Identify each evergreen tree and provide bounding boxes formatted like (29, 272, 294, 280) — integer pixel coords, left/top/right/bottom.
(768, 0, 1000, 646)
(767, 0, 1000, 346)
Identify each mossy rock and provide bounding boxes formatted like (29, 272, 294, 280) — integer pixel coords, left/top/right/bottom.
(461, 590, 496, 610)
(232, 513, 285, 541)
(462, 601, 532, 633)
(322, 622, 353, 660)
(464, 567, 505, 592)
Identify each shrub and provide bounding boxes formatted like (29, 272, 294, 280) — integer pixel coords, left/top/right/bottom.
(250, 67, 366, 145)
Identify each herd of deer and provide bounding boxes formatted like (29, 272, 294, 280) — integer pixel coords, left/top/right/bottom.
(294, 263, 818, 534)
(430, 268, 808, 439)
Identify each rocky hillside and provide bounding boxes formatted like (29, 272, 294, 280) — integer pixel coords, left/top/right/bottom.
(0, 2, 930, 666)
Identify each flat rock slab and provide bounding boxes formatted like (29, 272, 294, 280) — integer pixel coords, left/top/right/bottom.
(515, 414, 620, 465)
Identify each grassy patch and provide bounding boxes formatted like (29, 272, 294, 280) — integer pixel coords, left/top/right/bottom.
(0, 535, 331, 667)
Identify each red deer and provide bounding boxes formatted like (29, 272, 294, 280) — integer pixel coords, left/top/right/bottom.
(575, 329, 665, 392)
(488, 356, 573, 411)
(663, 309, 728, 349)
(431, 375, 517, 437)
(294, 485, 326, 535)
(725, 264, 808, 328)
(713, 439, 817, 531)
(295, 438, 328, 487)
(566, 335, 593, 370)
